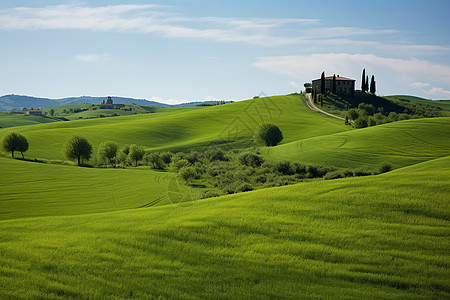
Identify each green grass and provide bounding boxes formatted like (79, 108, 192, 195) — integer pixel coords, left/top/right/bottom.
(0, 113, 58, 128)
(0, 94, 350, 163)
(0, 156, 448, 299)
(0, 157, 199, 220)
(264, 117, 450, 170)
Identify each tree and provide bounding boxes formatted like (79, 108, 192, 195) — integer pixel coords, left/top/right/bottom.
(146, 153, 165, 169)
(332, 74, 336, 94)
(97, 141, 119, 167)
(63, 136, 93, 166)
(347, 109, 360, 120)
(370, 75, 376, 94)
(1, 132, 28, 158)
(365, 75, 369, 93)
(254, 123, 283, 147)
(129, 144, 145, 166)
(116, 151, 129, 168)
(49, 108, 55, 116)
(178, 166, 197, 183)
(361, 68, 366, 92)
(320, 71, 325, 93)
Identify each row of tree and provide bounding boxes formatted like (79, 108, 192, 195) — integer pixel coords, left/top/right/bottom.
(361, 68, 376, 94)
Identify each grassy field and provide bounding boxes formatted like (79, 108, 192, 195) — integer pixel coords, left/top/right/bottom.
(0, 113, 58, 128)
(0, 156, 448, 299)
(0, 94, 350, 163)
(264, 117, 450, 170)
(0, 157, 199, 220)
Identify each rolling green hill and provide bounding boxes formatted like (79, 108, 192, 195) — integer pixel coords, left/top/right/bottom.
(0, 156, 448, 299)
(0, 113, 58, 128)
(0, 94, 350, 163)
(264, 117, 450, 170)
(0, 157, 198, 220)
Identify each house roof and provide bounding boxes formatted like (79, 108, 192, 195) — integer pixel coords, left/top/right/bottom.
(312, 76, 355, 82)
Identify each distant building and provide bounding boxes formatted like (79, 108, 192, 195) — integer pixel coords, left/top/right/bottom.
(100, 96, 114, 109)
(312, 75, 355, 95)
(25, 110, 44, 116)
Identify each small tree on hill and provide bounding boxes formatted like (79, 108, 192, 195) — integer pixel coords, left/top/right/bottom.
(1, 132, 29, 158)
(254, 123, 283, 147)
(361, 68, 366, 92)
(63, 136, 92, 166)
(365, 75, 369, 93)
(320, 71, 325, 93)
(129, 144, 145, 166)
(370, 75, 376, 94)
(97, 141, 119, 167)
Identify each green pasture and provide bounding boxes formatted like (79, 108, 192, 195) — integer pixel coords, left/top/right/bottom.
(0, 157, 198, 220)
(0, 156, 448, 299)
(0, 113, 58, 128)
(264, 117, 450, 170)
(0, 94, 350, 163)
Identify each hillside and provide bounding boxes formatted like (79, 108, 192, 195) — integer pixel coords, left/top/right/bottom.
(0, 113, 59, 128)
(0, 94, 350, 163)
(0, 156, 448, 299)
(264, 117, 450, 170)
(0, 157, 198, 220)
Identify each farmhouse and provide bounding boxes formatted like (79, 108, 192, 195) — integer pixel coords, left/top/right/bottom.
(25, 110, 44, 116)
(312, 75, 355, 95)
(100, 96, 114, 109)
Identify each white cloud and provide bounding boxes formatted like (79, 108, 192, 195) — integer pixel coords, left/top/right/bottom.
(410, 82, 450, 98)
(75, 53, 109, 62)
(254, 53, 450, 98)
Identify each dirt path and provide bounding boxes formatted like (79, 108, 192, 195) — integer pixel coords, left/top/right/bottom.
(304, 93, 345, 121)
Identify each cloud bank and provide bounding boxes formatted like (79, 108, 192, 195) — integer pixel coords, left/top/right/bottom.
(254, 53, 450, 98)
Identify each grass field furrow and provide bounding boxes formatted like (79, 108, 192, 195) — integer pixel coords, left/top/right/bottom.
(0, 156, 448, 299)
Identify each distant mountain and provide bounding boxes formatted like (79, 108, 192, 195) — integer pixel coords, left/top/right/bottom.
(0, 95, 172, 111)
(0, 95, 232, 112)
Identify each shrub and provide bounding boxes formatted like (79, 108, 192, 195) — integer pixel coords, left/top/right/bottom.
(378, 162, 392, 174)
(347, 109, 359, 120)
(239, 153, 264, 167)
(324, 170, 344, 180)
(353, 167, 372, 177)
(237, 183, 254, 193)
(178, 166, 198, 183)
(354, 116, 368, 128)
(275, 161, 293, 175)
(146, 153, 165, 169)
(159, 151, 174, 164)
(254, 123, 283, 147)
(205, 148, 226, 161)
(170, 159, 190, 173)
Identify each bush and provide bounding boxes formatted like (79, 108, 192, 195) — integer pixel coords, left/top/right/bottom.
(239, 153, 264, 167)
(205, 148, 226, 161)
(347, 109, 359, 120)
(275, 161, 293, 175)
(170, 159, 190, 173)
(254, 123, 283, 147)
(159, 151, 174, 164)
(97, 141, 119, 167)
(378, 162, 392, 174)
(324, 170, 344, 180)
(354, 116, 368, 128)
(146, 153, 165, 169)
(353, 167, 372, 177)
(129, 144, 146, 166)
(178, 166, 198, 183)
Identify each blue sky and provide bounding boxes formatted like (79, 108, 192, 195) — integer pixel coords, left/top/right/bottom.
(1, 0, 449, 103)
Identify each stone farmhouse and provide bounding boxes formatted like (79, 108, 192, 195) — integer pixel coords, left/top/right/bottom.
(312, 75, 355, 95)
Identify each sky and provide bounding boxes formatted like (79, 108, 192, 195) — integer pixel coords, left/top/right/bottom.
(0, 0, 449, 104)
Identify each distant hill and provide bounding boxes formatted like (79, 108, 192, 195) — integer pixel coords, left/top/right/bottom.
(0, 94, 231, 112)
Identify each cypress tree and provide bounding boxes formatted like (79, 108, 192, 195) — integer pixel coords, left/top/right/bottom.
(365, 75, 369, 93)
(332, 74, 336, 94)
(361, 69, 366, 92)
(370, 75, 376, 94)
(320, 72, 325, 93)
